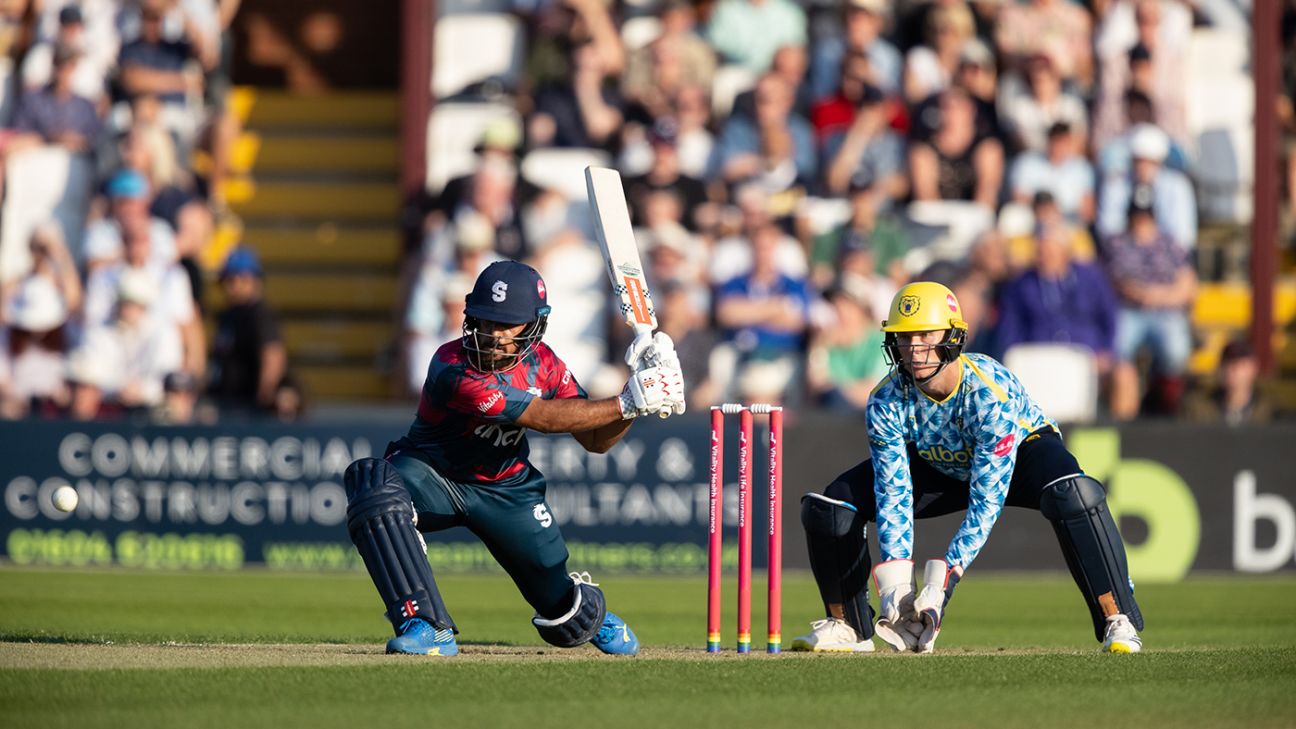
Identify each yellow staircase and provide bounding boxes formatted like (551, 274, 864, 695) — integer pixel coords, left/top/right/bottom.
(213, 88, 403, 400)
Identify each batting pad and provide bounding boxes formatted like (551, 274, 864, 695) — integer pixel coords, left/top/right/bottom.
(533, 575, 606, 648)
(1040, 475, 1144, 641)
(345, 458, 456, 634)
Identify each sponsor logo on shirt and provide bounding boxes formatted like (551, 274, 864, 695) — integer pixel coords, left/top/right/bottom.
(918, 444, 973, 464)
(993, 434, 1016, 457)
(474, 423, 524, 447)
(478, 391, 503, 412)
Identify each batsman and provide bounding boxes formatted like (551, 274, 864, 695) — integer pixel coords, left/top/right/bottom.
(343, 260, 685, 656)
(792, 281, 1144, 654)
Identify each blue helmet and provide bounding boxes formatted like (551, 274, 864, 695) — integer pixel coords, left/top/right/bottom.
(463, 260, 551, 324)
(462, 260, 551, 372)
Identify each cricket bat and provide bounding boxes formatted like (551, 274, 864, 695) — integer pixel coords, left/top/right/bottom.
(586, 166, 658, 333)
(585, 165, 670, 418)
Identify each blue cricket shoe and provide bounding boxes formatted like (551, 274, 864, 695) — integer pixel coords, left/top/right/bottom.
(386, 619, 458, 656)
(592, 612, 639, 656)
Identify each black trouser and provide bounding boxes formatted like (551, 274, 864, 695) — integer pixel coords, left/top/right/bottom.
(824, 429, 1081, 519)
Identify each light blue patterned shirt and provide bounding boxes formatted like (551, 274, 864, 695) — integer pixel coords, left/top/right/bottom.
(865, 354, 1057, 569)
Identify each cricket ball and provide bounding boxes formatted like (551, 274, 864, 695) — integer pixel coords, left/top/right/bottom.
(53, 485, 78, 513)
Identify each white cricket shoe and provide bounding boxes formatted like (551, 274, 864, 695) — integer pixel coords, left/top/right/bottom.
(1102, 614, 1142, 654)
(790, 618, 874, 653)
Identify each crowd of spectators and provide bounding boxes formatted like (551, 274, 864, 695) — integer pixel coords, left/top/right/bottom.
(0, 0, 300, 423)
(408, 0, 1266, 423)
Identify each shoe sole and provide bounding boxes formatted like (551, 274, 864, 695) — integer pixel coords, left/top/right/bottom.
(790, 638, 873, 653)
(386, 645, 458, 656)
(1104, 642, 1140, 654)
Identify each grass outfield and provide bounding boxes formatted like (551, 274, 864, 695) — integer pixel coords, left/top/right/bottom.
(1, 568, 1294, 728)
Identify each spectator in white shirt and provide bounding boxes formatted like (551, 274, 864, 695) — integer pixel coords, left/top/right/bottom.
(69, 267, 183, 419)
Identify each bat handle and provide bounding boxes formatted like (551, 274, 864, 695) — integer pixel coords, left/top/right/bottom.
(658, 408, 671, 419)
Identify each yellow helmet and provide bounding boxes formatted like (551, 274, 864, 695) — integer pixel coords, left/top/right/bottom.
(882, 281, 968, 333)
(881, 282, 969, 375)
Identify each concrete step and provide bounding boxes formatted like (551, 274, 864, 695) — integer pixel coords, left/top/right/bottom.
(238, 134, 400, 175)
(207, 272, 398, 314)
(280, 319, 393, 360)
(227, 180, 400, 221)
(246, 225, 402, 267)
(231, 88, 399, 130)
(295, 363, 396, 401)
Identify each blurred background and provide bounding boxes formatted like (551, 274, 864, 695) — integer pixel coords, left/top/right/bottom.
(0, 0, 1292, 579)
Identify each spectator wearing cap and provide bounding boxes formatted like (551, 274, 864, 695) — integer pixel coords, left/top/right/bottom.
(903, 1, 976, 104)
(811, 175, 908, 293)
(84, 213, 202, 372)
(1102, 187, 1197, 420)
(807, 280, 888, 413)
(709, 73, 816, 186)
(1009, 121, 1095, 224)
(0, 224, 81, 418)
(1183, 339, 1274, 426)
(622, 0, 716, 120)
(7, 42, 102, 156)
(997, 46, 1088, 155)
(429, 116, 522, 223)
(820, 77, 906, 198)
(1097, 123, 1196, 249)
(207, 246, 289, 414)
(68, 267, 184, 420)
(112, 122, 211, 309)
(954, 39, 999, 116)
(704, 0, 806, 74)
(808, 0, 901, 101)
(624, 119, 710, 232)
(994, 0, 1093, 86)
(1096, 90, 1189, 177)
(83, 168, 178, 271)
(21, 4, 114, 102)
(997, 221, 1118, 371)
(909, 86, 1004, 210)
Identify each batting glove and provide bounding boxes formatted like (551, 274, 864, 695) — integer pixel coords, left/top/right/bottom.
(872, 559, 917, 652)
(618, 365, 667, 419)
(624, 326, 659, 369)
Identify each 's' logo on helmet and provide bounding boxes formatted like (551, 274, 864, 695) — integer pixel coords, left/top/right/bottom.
(536, 279, 546, 299)
(492, 280, 508, 302)
(898, 295, 921, 317)
(947, 294, 958, 312)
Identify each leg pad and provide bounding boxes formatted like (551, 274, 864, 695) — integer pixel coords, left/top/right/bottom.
(801, 492, 874, 639)
(345, 458, 456, 634)
(1040, 475, 1144, 641)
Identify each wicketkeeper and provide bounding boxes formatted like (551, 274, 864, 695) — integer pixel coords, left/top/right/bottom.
(792, 281, 1144, 654)
(344, 260, 685, 655)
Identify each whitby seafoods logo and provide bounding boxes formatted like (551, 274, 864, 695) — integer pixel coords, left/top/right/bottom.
(898, 295, 921, 317)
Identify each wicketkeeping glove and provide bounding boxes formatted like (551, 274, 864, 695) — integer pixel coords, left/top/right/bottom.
(872, 559, 917, 652)
(913, 559, 961, 653)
